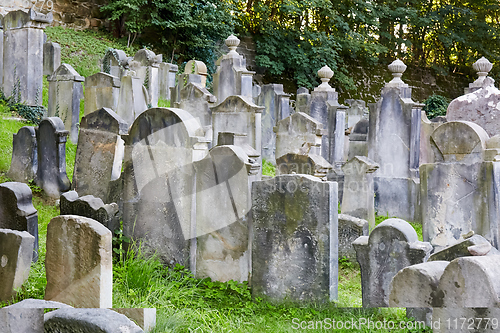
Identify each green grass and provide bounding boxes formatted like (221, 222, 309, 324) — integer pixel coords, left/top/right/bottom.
(262, 159, 276, 177)
(375, 213, 424, 241)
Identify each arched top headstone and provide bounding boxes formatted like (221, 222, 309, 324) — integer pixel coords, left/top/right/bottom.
(0, 182, 37, 218)
(184, 60, 208, 76)
(127, 107, 205, 145)
(39, 117, 68, 134)
(85, 72, 120, 88)
(47, 63, 84, 82)
(431, 121, 489, 163)
(102, 48, 129, 74)
(134, 49, 161, 66)
(80, 107, 129, 135)
(369, 218, 419, 244)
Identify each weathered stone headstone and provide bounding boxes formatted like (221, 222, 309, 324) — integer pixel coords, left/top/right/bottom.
(447, 58, 500, 137)
(0, 182, 38, 261)
(35, 117, 70, 198)
(116, 70, 148, 125)
(0, 229, 34, 302)
(2, 10, 51, 106)
(72, 108, 128, 203)
(428, 234, 500, 262)
(122, 107, 208, 266)
(184, 60, 208, 87)
(84, 72, 121, 116)
(296, 87, 311, 113)
(276, 153, 332, 178)
(345, 99, 368, 129)
(213, 35, 254, 103)
(158, 62, 178, 101)
(353, 218, 432, 307)
(102, 48, 129, 79)
(47, 63, 84, 142)
(45, 215, 113, 308)
(211, 95, 263, 152)
(0, 306, 43, 333)
(274, 112, 324, 159)
(341, 156, 379, 229)
(368, 59, 423, 221)
(419, 111, 447, 165)
(112, 308, 156, 332)
(60, 191, 120, 233)
(130, 48, 162, 107)
(216, 132, 261, 182)
(256, 84, 291, 163)
(194, 145, 255, 282)
(252, 175, 338, 302)
(7, 126, 37, 182)
(389, 261, 449, 307)
(43, 41, 61, 76)
(44, 308, 144, 333)
(420, 121, 489, 250)
(348, 118, 369, 160)
(338, 214, 368, 261)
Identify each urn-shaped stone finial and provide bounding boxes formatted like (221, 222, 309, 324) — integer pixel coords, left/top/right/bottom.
(225, 35, 240, 55)
(473, 57, 493, 80)
(387, 59, 407, 87)
(315, 65, 334, 91)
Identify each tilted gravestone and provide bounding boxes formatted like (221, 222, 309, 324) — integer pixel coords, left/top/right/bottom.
(7, 126, 37, 183)
(60, 191, 120, 234)
(213, 35, 254, 104)
(158, 62, 178, 101)
(428, 234, 500, 262)
(2, 10, 51, 106)
(35, 117, 71, 198)
(72, 107, 128, 204)
(116, 69, 148, 126)
(353, 218, 432, 307)
(274, 112, 324, 159)
(368, 60, 423, 221)
(84, 72, 121, 116)
(338, 214, 368, 262)
(341, 156, 379, 229)
(47, 63, 84, 143)
(43, 41, 61, 76)
(122, 107, 208, 267)
(256, 84, 291, 163)
(45, 215, 113, 308)
(420, 121, 489, 250)
(0, 229, 35, 302)
(252, 175, 338, 302)
(0, 182, 39, 261)
(194, 145, 256, 282)
(44, 308, 144, 333)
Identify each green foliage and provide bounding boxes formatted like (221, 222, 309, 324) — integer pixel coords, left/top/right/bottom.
(101, 0, 235, 72)
(0, 112, 28, 172)
(423, 94, 449, 119)
(262, 159, 276, 177)
(0, 89, 45, 125)
(157, 99, 170, 108)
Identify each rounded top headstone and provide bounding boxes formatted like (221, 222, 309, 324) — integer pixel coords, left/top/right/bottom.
(225, 35, 240, 55)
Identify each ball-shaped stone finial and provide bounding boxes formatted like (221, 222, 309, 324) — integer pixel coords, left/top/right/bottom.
(225, 35, 240, 55)
(473, 57, 493, 78)
(388, 59, 407, 78)
(318, 65, 334, 82)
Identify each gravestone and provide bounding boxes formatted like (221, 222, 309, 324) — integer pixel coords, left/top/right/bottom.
(60, 191, 120, 233)
(35, 117, 70, 198)
(84, 72, 120, 116)
(348, 118, 369, 160)
(47, 63, 84, 142)
(0, 229, 34, 302)
(170, 72, 203, 105)
(44, 308, 144, 333)
(256, 84, 291, 163)
(276, 153, 332, 178)
(102, 48, 129, 79)
(122, 107, 208, 267)
(45, 215, 113, 308)
(43, 41, 61, 76)
(7, 126, 37, 182)
(420, 121, 489, 250)
(116, 70, 148, 125)
(252, 175, 338, 302)
(389, 261, 449, 307)
(353, 218, 432, 307)
(112, 308, 156, 332)
(447, 58, 500, 137)
(158, 62, 178, 101)
(2, 10, 51, 106)
(295, 87, 311, 114)
(0, 182, 38, 262)
(184, 60, 208, 87)
(428, 234, 500, 262)
(130, 49, 162, 107)
(274, 112, 324, 159)
(368, 59, 423, 221)
(72, 108, 128, 203)
(194, 145, 254, 282)
(213, 35, 254, 103)
(341, 156, 379, 229)
(216, 132, 261, 182)
(210, 95, 263, 152)
(345, 99, 368, 129)
(419, 111, 447, 165)
(338, 214, 368, 262)
(0, 306, 43, 333)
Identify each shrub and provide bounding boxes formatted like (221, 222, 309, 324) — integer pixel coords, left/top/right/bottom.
(423, 94, 449, 119)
